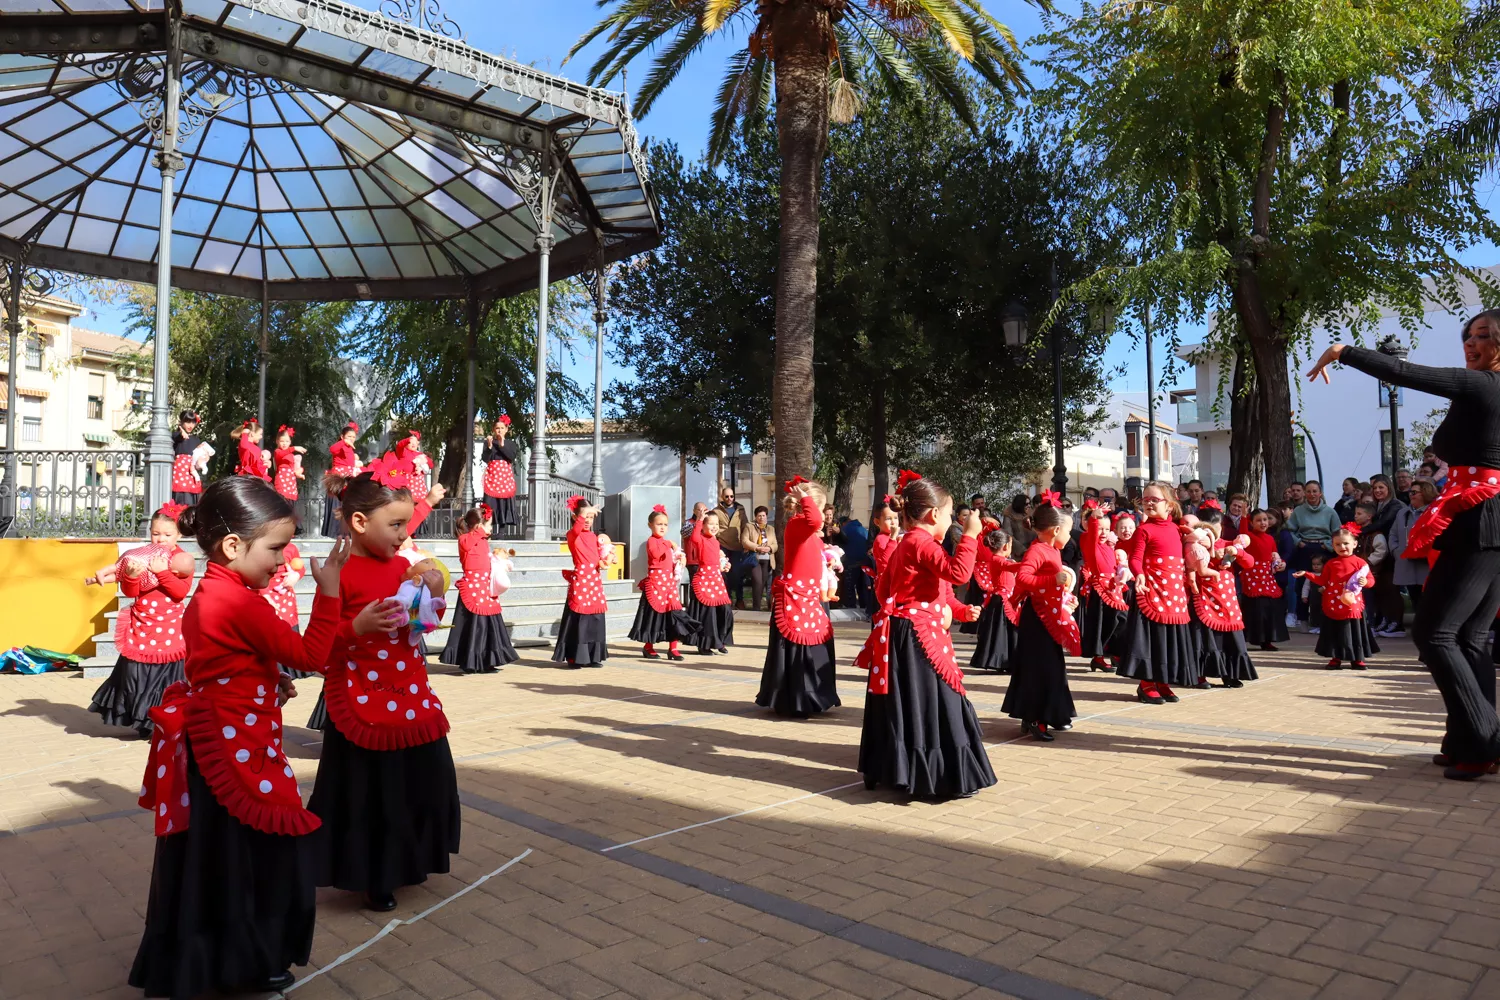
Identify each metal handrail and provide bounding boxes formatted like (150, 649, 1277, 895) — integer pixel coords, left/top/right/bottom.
(0, 447, 147, 537)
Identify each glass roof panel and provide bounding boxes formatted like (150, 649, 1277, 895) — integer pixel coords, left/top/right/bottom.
(359, 50, 428, 83)
(113, 224, 158, 260)
(293, 30, 368, 65)
(169, 233, 201, 264)
(265, 247, 294, 280)
(68, 215, 116, 252)
(209, 206, 255, 243)
(276, 172, 327, 209)
(262, 211, 307, 246)
(353, 245, 398, 278)
(183, 0, 227, 18)
(222, 6, 301, 44)
(389, 244, 433, 278)
(197, 239, 240, 273)
(283, 248, 327, 279)
(319, 246, 360, 277)
(333, 208, 379, 244)
(255, 173, 290, 211)
(231, 245, 262, 279)
(125, 190, 161, 227)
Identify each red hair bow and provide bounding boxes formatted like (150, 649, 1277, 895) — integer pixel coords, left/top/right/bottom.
(1083, 497, 1099, 510)
(1112, 510, 1136, 526)
(156, 501, 187, 522)
(1039, 489, 1063, 509)
(479, 502, 493, 519)
(784, 474, 809, 493)
(652, 504, 667, 514)
(242, 418, 257, 429)
(278, 424, 294, 438)
(1198, 495, 1222, 512)
(498, 414, 512, 426)
(1342, 521, 1362, 536)
(408, 429, 420, 440)
(881, 494, 894, 507)
(362, 453, 406, 489)
(566, 494, 587, 514)
(896, 469, 922, 492)
(345, 420, 359, 433)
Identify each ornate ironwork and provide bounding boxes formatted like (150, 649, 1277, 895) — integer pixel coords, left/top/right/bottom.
(0, 448, 148, 538)
(56, 52, 246, 145)
(378, 0, 466, 41)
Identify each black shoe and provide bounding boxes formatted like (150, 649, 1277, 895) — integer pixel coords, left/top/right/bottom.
(136, 726, 153, 740)
(1433, 753, 1452, 767)
(586, 662, 603, 668)
(643, 651, 660, 660)
(1159, 688, 1180, 703)
(1023, 720, 1055, 742)
(1136, 685, 1164, 705)
(1351, 662, 1367, 670)
(253, 970, 296, 992)
(667, 653, 684, 661)
(1191, 679, 1211, 690)
(365, 892, 397, 912)
(1260, 643, 1278, 652)
(563, 661, 582, 670)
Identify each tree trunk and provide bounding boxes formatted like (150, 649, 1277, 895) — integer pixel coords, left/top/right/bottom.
(869, 379, 888, 524)
(832, 459, 856, 519)
(437, 414, 468, 496)
(1235, 268, 1296, 500)
(768, 0, 830, 540)
(1225, 346, 1264, 502)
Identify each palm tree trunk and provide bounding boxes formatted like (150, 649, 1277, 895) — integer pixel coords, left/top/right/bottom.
(1226, 347, 1263, 501)
(769, 0, 830, 535)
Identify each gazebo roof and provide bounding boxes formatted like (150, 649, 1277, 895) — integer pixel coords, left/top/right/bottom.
(0, 0, 661, 300)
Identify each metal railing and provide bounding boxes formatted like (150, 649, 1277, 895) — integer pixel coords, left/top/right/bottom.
(0, 448, 147, 537)
(543, 476, 602, 538)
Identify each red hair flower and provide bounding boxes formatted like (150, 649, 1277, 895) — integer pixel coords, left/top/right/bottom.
(1039, 489, 1063, 509)
(652, 504, 667, 514)
(1083, 497, 1099, 510)
(479, 502, 492, 519)
(566, 494, 587, 514)
(242, 418, 256, 429)
(498, 414, 512, 426)
(408, 429, 421, 440)
(1198, 495, 1222, 512)
(880, 494, 894, 507)
(784, 474, 809, 493)
(278, 424, 294, 438)
(156, 501, 187, 522)
(1342, 521, 1362, 536)
(345, 420, 359, 433)
(896, 469, 922, 492)
(362, 453, 406, 489)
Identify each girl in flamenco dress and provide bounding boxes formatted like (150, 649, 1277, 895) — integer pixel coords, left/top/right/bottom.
(683, 509, 735, 654)
(628, 504, 699, 661)
(756, 478, 841, 717)
(441, 503, 520, 673)
(551, 496, 611, 669)
(1004, 495, 1082, 742)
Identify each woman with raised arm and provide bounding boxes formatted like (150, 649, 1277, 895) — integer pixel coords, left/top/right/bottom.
(1307, 312, 1500, 780)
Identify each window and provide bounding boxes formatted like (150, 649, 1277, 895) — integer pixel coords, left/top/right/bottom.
(23, 336, 42, 371)
(1294, 436, 1307, 484)
(21, 397, 41, 444)
(1126, 432, 1138, 457)
(1377, 383, 1405, 408)
(1381, 429, 1407, 471)
(131, 388, 149, 412)
(87, 373, 105, 421)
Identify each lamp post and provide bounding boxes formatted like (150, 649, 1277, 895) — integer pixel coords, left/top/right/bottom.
(1378, 335, 1408, 477)
(1002, 274, 1070, 497)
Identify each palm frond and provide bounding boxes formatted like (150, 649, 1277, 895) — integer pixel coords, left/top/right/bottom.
(633, 20, 710, 118)
(566, 0, 672, 66)
(1457, 0, 1500, 49)
(706, 47, 771, 165)
(701, 0, 747, 33)
(899, 34, 978, 128)
(896, 0, 976, 60)
(839, 18, 921, 98)
(1428, 99, 1500, 164)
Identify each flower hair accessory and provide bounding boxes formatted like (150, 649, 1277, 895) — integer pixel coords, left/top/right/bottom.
(498, 414, 512, 426)
(1342, 521, 1362, 536)
(1198, 495, 1222, 512)
(278, 424, 294, 438)
(360, 453, 406, 490)
(156, 501, 187, 522)
(408, 429, 420, 440)
(344, 420, 359, 433)
(479, 502, 492, 519)
(1112, 510, 1137, 526)
(1083, 497, 1099, 510)
(784, 474, 809, 493)
(895, 469, 922, 492)
(880, 494, 894, 507)
(566, 494, 587, 514)
(242, 418, 257, 429)
(1039, 489, 1063, 509)
(652, 504, 667, 514)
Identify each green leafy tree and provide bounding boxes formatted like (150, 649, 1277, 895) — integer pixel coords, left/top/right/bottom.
(572, 0, 1030, 523)
(1040, 0, 1500, 498)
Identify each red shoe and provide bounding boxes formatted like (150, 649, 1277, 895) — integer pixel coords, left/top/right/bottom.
(1351, 661, 1367, 670)
(1136, 683, 1164, 705)
(1326, 659, 1342, 670)
(1090, 657, 1111, 673)
(1158, 684, 1179, 703)
(1443, 760, 1500, 781)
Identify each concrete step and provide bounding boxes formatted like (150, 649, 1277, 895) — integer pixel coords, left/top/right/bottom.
(120, 537, 579, 558)
(111, 579, 637, 618)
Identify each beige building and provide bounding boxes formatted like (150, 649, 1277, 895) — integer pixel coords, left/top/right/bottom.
(1, 294, 151, 455)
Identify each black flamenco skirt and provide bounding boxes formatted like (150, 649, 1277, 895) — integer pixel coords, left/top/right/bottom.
(1115, 605, 1198, 686)
(440, 605, 518, 673)
(1195, 620, 1258, 682)
(1317, 616, 1381, 664)
(307, 724, 461, 896)
(756, 619, 840, 717)
(1081, 592, 1127, 659)
(551, 607, 610, 665)
(627, 596, 699, 645)
(320, 495, 341, 538)
(305, 689, 328, 732)
(685, 592, 734, 653)
(1002, 603, 1077, 729)
(89, 656, 184, 733)
(858, 618, 997, 800)
(484, 493, 519, 529)
(1240, 595, 1289, 646)
(170, 491, 199, 507)
(129, 743, 317, 999)
(968, 601, 1013, 674)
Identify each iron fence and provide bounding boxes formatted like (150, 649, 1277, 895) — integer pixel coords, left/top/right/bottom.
(0, 448, 148, 538)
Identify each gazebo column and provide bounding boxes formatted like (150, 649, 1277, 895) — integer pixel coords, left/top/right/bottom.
(464, 289, 478, 510)
(145, 31, 184, 517)
(588, 239, 607, 494)
(525, 142, 557, 541)
(4, 258, 20, 518)
(256, 276, 269, 428)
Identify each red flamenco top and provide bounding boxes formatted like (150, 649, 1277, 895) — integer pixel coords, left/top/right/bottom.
(1082, 517, 1128, 612)
(456, 528, 503, 614)
(1194, 539, 1251, 631)
(1301, 554, 1372, 621)
(139, 562, 340, 837)
(323, 552, 449, 750)
(1016, 542, 1081, 656)
(1129, 517, 1192, 625)
(272, 446, 299, 501)
(328, 439, 360, 477)
(260, 541, 302, 627)
(641, 535, 684, 613)
(564, 518, 609, 614)
(236, 436, 270, 481)
(687, 523, 731, 607)
(1239, 529, 1283, 599)
(870, 531, 897, 585)
(864, 530, 977, 696)
(990, 551, 1022, 625)
(773, 496, 833, 645)
(115, 547, 193, 663)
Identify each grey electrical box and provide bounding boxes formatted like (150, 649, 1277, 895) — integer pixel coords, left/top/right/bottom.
(603, 486, 682, 581)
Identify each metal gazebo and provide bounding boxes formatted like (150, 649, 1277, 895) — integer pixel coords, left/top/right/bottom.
(0, 0, 659, 536)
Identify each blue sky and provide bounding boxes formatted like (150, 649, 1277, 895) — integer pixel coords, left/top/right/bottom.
(74, 0, 1500, 411)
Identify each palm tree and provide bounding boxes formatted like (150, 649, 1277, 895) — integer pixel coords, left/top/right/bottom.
(570, 0, 1029, 501)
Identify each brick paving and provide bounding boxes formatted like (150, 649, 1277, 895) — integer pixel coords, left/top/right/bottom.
(0, 623, 1496, 1000)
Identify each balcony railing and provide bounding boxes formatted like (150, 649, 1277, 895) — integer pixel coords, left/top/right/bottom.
(1176, 399, 1199, 426)
(0, 448, 147, 537)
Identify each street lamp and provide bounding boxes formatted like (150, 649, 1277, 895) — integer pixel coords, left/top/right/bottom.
(1377, 334, 1408, 477)
(1002, 301, 1029, 348)
(1001, 259, 1073, 497)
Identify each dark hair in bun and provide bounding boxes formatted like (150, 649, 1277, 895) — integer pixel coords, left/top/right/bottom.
(898, 476, 952, 525)
(1030, 503, 1070, 532)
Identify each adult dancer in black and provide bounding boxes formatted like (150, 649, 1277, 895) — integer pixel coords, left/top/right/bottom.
(1308, 312, 1500, 780)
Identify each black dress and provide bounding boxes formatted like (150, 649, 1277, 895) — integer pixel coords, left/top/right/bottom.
(1241, 595, 1289, 646)
(1002, 602, 1077, 729)
(627, 593, 699, 646)
(858, 618, 996, 799)
(440, 605, 519, 673)
(967, 598, 1013, 673)
(89, 656, 185, 736)
(1080, 591, 1127, 659)
(551, 608, 609, 665)
(1318, 615, 1381, 665)
(481, 438, 520, 529)
(756, 620, 840, 716)
(307, 724, 461, 897)
(1191, 607, 1259, 682)
(129, 743, 318, 999)
(684, 565, 735, 653)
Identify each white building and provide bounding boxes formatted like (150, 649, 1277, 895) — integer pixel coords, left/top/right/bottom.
(1174, 272, 1493, 496)
(1073, 391, 1199, 494)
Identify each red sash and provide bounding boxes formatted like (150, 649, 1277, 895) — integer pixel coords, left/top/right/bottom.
(483, 459, 516, 498)
(692, 564, 731, 606)
(862, 602, 965, 696)
(564, 567, 607, 614)
(972, 556, 994, 594)
(773, 575, 832, 645)
(1404, 466, 1500, 559)
(643, 564, 681, 613)
(1139, 551, 1191, 625)
(141, 676, 312, 837)
(170, 453, 201, 493)
(1028, 587, 1081, 656)
(1193, 571, 1245, 631)
(457, 563, 503, 614)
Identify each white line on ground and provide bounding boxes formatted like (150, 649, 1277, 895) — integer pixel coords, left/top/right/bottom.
(280, 847, 532, 995)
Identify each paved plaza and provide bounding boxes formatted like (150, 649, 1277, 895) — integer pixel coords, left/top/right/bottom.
(0, 622, 1496, 1000)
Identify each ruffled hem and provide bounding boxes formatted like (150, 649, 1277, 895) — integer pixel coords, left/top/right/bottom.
(185, 704, 320, 837)
(858, 735, 996, 800)
(322, 686, 452, 752)
(756, 622, 839, 716)
(627, 598, 699, 644)
(439, 604, 518, 673)
(89, 656, 184, 729)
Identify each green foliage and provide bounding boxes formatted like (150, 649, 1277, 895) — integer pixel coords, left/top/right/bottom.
(608, 89, 1117, 493)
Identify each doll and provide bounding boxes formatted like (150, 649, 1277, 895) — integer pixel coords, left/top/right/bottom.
(85, 544, 194, 588)
(821, 544, 845, 602)
(597, 533, 616, 569)
(393, 549, 450, 635)
(490, 546, 518, 599)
